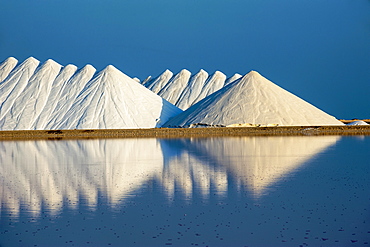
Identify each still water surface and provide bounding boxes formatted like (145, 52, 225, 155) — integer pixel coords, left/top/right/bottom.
(0, 136, 369, 246)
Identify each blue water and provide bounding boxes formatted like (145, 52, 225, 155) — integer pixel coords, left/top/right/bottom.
(0, 136, 369, 247)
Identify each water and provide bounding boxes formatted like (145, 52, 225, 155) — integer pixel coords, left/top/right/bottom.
(0, 136, 369, 247)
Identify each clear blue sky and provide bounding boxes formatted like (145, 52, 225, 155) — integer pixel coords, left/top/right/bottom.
(1, 0, 369, 119)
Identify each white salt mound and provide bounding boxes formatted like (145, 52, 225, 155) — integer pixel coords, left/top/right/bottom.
(0, 57, 182, 130)
(158, 69, 192, 105)
(0, 57, 18, 82)
(225, 73, 243, 86)
(145, 69, 173, 94)
(146, 69, 236, 110)
(346, 120, 368, 126)
(176, 69, 209, 110)
(164, 70, 344, 127)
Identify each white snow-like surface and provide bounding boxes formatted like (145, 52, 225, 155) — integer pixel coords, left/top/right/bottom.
(158, 69, 192, 105)
(53, 65, 182, 129)
(44, 65, 96, 129)
(164, 70, 344, 127)
(145, 69, 173, 94)
(346, 120, 369, 125)
(2, 59, 62, 130)
(0, 57, 40, 120)
(0, 57, 182, 130)
(145, 69, 233, 110)
(225, 73, 242, 86)
(0, 57, 18, 82)
(176, 69, 209, 110)
(192, 71, 226, 105)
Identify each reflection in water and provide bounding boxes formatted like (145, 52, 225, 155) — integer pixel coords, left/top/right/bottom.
(0, 136, 339, 218)
(183, 136, 341, 196)
(0, 139, 164, 217)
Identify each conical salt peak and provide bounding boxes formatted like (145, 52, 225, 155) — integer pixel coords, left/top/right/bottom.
(210, 71, 226, 80)
(247, 70, 262, 77)
(23, 57, 40, 65)
(103, 64, 119, 73)
(177, 69, 191, 76)
(98, 65, 127, 79)
(132, 77, 140, 83)
(63, 64, 78, 71)
(43, 59, 62, 68)
(197, 69, 208, 75)
(161, 69, 173, 76)
(4, 57, 18, 64)
(81, 64, 96, 72)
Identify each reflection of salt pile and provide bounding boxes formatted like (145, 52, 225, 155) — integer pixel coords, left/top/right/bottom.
(144, 69, 241, 110)
(158, 140, 228, 199)
(0, 139, 164, 217)
(0, 138, 230, 218)
(0, 57, 181, 130)
(186, 136, 340, 196)
(164, 71, 344, 127)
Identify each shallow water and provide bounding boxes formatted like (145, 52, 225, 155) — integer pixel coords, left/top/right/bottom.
(0, 136, 369, 247)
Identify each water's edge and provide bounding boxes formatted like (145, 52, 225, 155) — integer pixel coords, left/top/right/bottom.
(0, 125, 370, 140)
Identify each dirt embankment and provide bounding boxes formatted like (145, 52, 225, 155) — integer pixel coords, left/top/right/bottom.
(0, 124, 370, 141)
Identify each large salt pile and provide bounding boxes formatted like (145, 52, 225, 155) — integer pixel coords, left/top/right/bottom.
(346, 120, 368, 126)
(164, 71, 344, 127)
(0, 57, 182, 130)
(144, 69, 241, 110)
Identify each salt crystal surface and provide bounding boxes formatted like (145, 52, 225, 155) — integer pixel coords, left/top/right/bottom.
(164, 71, 344, 127)
(176, 69, 209, 110)
(0, 57, 182, 130)
(146, 69, 233, 110)
(192, 71, 226, 105)
(158, 69, 192, 105)
(33, 64, 78, 129)
(346, 120, 368, 125)
(0, 57, 40, 120)
(145, 69, 173, 94)
(225, 73, 242, 86)
(45, 64, 96, 129)
(0, 57, 18, 82)
(51, 65, 181, 129)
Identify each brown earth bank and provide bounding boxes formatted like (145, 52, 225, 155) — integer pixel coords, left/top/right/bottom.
(0, 124, 370, 141)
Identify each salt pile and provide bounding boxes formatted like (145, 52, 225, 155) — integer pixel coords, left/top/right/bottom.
(346, 120, 368, 126)
(144, 69, 241, 110)
(0, 57, 182, 130)
(164, 71, 344, 127)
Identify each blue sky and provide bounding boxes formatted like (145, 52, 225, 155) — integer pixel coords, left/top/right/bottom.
(1, 0, 369, 119)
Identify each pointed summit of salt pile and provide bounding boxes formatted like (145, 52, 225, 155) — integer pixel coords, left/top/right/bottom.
(164, 70, 344, 127)
(0, 59, 62, 130)
(52, 65, 182, 129)
(0, 57, 18, 82)
(145, 69, 173, 94)
(192, 71, 226, 105)
(45, 64, 96, 129)
(224, 73, 242, 86)
(33, 64, 78, 129)
(158, 69, 192, 105)
(346, 120, 368, 126)
(176, 69, 209, 110)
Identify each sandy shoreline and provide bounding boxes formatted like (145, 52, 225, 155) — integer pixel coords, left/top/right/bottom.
(0, 124, 369, 140)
